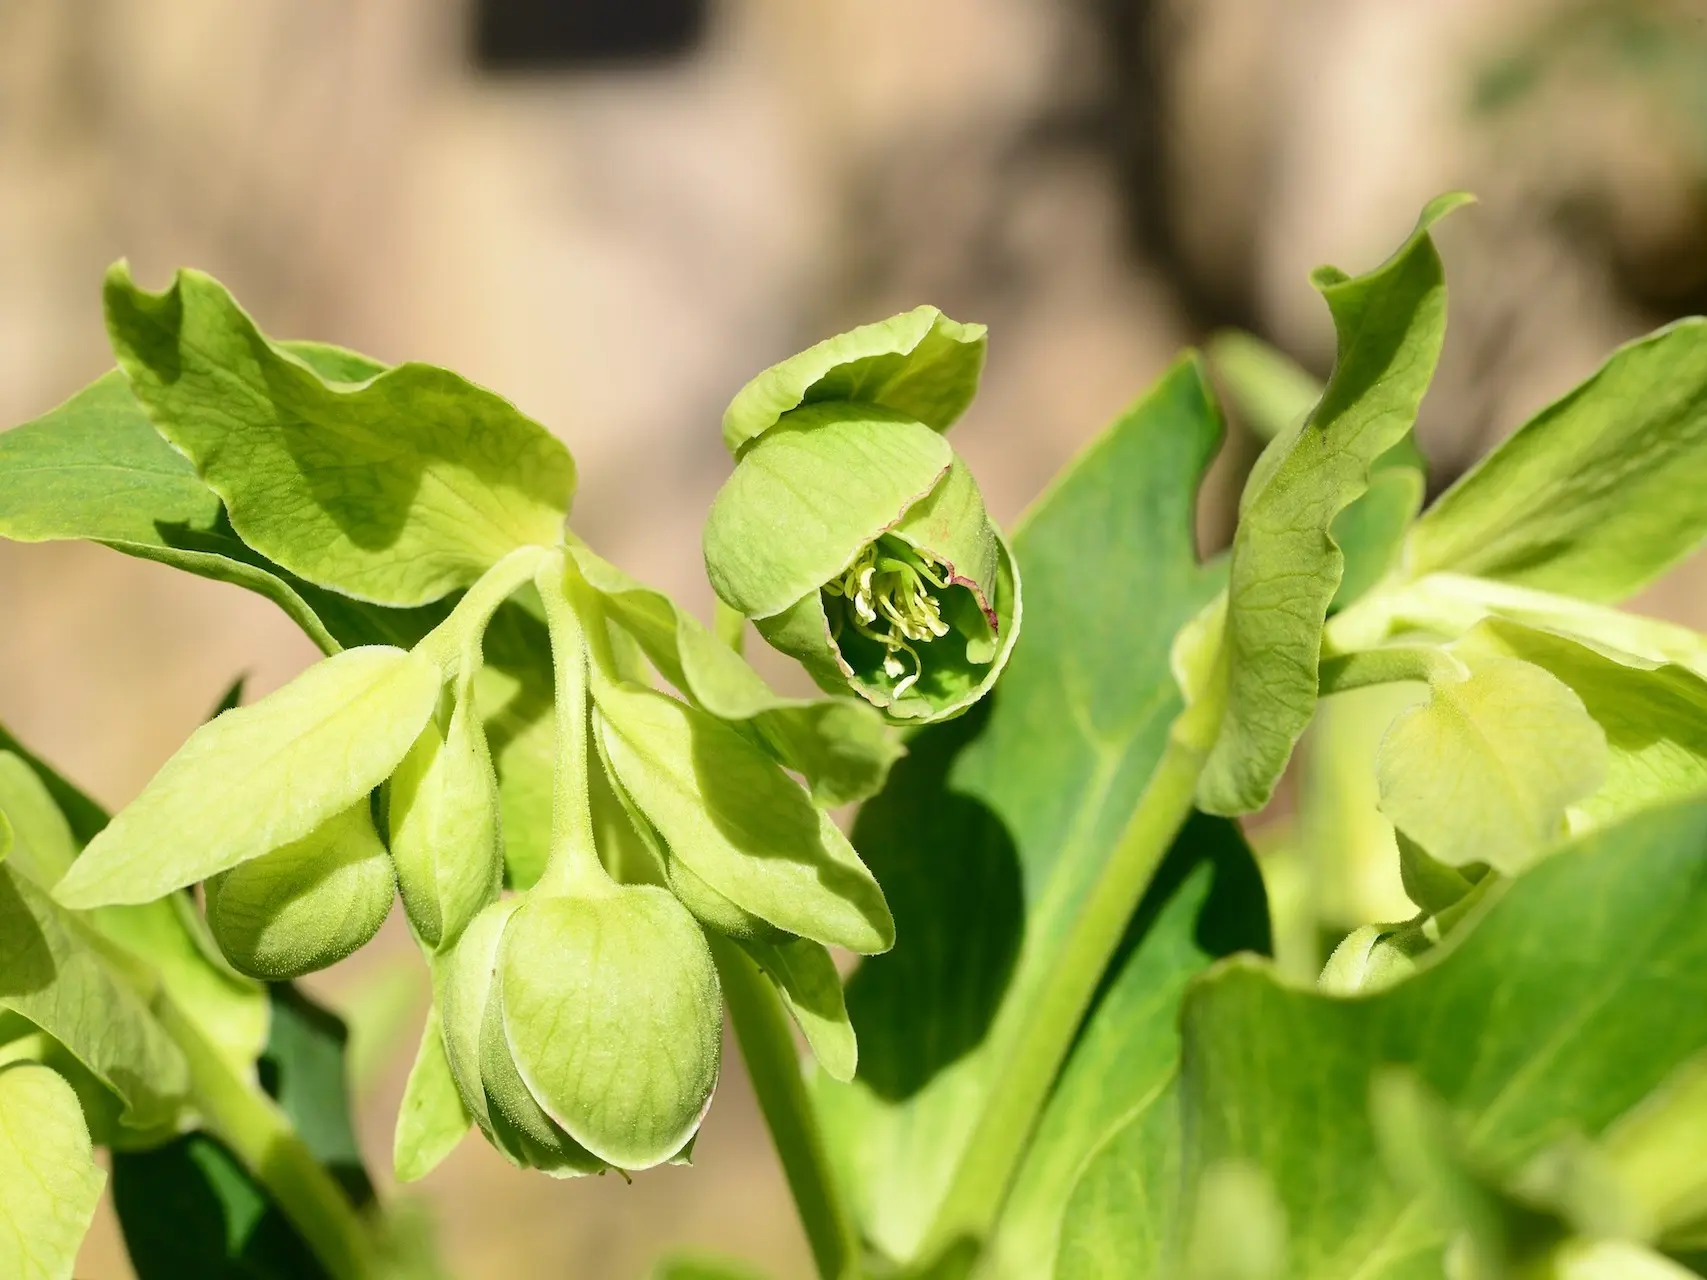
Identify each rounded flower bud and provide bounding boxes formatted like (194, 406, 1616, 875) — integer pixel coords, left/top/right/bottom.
(437, 883, 721, 1174)
(703, 307, 1020, 723)
(205, 802, 395, 981)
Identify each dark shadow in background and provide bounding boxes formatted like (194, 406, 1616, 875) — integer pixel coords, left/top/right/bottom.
(471, 0, 708, 71)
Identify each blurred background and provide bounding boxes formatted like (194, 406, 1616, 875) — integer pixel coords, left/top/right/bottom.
(4, 0, 1707, 1274)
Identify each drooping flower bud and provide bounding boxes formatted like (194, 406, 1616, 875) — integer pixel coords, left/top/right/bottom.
(703, 307, 1021, 722)
(205, 801, 395, 981)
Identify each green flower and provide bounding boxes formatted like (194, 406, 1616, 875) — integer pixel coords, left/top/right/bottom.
(703, 307, 1021, 722)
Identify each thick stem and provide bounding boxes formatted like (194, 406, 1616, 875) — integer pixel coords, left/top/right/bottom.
(917, 728, 1208, 1262)
(1317, 646, 1446, 696)
(155, 995, 375, 1280)
(709, 934, 861, 1280)
(533, 552, 607, 897)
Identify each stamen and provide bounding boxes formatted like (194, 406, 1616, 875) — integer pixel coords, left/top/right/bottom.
(825, 538, 953, 693)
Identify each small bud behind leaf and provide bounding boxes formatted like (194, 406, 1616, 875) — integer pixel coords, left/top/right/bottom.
(205, 802, 395, 980)
(388, 688, 503, 950)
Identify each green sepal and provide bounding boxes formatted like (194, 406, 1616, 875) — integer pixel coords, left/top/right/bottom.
(569, 544, 902, 807)
(704, 404, 952, 620)
(54, 645, 441, 909)
(737, 934, 857, 1084)
(205, 801, 397, 981)
(591, 679, 893, 953)
(103, 263, 576, 606)
(721, 305, 986, 455)
(757, 528, 1021, 723)
(387, 674, 504, 950)
(393, 1004, 471, 1184)
(499, 884, 723, 1170)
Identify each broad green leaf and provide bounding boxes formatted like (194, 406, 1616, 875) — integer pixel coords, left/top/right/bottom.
(1405, 319, 1707, 603)
(0, 1062, 106, 1280)
(55, 645, 441, 908)
(1375, 640, 1607, 872)
(593, 679, 893, 954)
(736, 934, 857, 1084)
(394, 1005, 471, 1183)
(1331, 451, 1426, 609)
(205, 800, 397, 981)
(104, 264, 575, 606)
(499, 885, 722, 1170)
(989, 816, 1269, 1278)
(260, 983, 376, 1205)
(0, 864, 188, 1129)
(0, 349, 410, 655)
(571, 543, 901, 807)
(1464, 621, 1707, 829)
(1199, 193, 1472, 815)
(813, 354, 1227, 1265)
(1174, 796, 1707, 1279)
(703, 405, 952, 620)
(721, 305, 986, 454)
(1055, 1086, 1183, 1279)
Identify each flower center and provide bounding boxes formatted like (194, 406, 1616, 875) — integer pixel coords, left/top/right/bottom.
(824, 538, 952, 697)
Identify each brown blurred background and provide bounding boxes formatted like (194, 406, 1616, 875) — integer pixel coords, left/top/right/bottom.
(4, 0, 1707, 1275)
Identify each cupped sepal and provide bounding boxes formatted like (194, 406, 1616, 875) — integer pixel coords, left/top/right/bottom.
(721, 305, 987, 456)
(204, 801, 396, 981)
(387, 680, 504, 950)
(759, 526, 1021, 723)
(498, 885, 723, 1170)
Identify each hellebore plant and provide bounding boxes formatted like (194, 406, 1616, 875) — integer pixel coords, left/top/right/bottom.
(9, 189, 1707, 1280)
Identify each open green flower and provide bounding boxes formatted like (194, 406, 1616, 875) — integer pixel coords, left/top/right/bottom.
(703, 307, 1021, 722)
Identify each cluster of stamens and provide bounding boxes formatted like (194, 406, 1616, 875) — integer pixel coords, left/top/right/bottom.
(824, 538, 952, 696)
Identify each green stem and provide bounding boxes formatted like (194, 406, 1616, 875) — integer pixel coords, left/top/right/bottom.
(709, 933, 861, 1280)
(414, 544, 550, 675)
(155, 995, 375, 1280)
(917, 725, 1209, 1261)
(1317, 646, 1446, 696)
(533, 551, 608, 898)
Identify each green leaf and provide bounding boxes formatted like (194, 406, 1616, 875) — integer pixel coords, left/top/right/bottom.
(0, 863, 188, 1129)
(54, 645, 441, 908)
(0, 350, 427, 656)
(704, 405, 953, 620)
(475, 595, 558, 890)
(0, 719, 112, 851)
(721, 305, 986, 455)
(104, 263, 575, 606)
(1198, 192, 1472, 815)
(394, 1005, 471, 1183)
(260, 983, 375, 1205)
(1405, 319, 1707, 603)
(736, 934, 857, 1084)
(1206, 329, 1322, 444)
(1331, 448, 1426, 609)
(1375, 637, 1608, 872)
(593, 679, 893, 954)
(0, 1062, 106, 1280)
(813, 354, 1227, 1264)
(205, 800, 397, 981)
(571, 544, 901, 807)
(989, 816, 1270, 1278)
(1174, 796, 1707, 1279)
(652, 1252, 772, 1280)
(498, 884, 723, 1170)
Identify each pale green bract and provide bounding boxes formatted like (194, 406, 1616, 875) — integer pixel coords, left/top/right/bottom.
(0, 1063, 106, 1280)
(1197, 192, 1473, 816)
(104, 263, 576, 607)
(54, 645, 441, 909)
(592, 679, 893, 954)
(1374, 637, 1607, 873)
